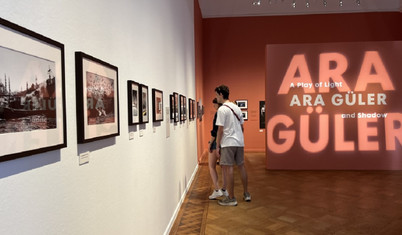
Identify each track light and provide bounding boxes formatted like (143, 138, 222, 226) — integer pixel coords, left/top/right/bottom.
(252, 0, 261, 6)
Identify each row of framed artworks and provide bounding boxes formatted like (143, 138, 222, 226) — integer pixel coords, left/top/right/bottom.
(128, 83, 196, 125)
(0, 17, 195, 162)
(168, 93, 196, 123)
(235, 100, 248, 120)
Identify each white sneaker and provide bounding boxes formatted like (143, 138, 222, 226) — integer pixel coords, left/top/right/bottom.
(209, 189, 223, 200)
(221, 189, 229, 197)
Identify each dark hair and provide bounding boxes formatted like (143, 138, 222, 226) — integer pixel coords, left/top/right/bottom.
(215, 85, 229, 99)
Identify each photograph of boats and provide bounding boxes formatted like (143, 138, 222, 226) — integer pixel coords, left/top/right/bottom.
(0, 17, 66, 162)
(0, 46, 57, 134)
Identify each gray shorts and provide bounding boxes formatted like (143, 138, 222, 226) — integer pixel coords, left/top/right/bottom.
(220, 147, 244, 166)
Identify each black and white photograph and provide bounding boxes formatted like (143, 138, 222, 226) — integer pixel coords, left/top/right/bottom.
(139, 84, 149, 123)
(128, 80, 140, 125)
(236, 99, 248, 109)
(259, 100, 265, 129)
(0, 17, 66, 162)
(180, 94, 186, 121)
(242, 110, 248, 120)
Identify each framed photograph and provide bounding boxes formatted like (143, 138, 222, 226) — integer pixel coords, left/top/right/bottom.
(75, 51, 119, 143)
(127, 80, 140, 125)
(192, 99, 196, 120)
(180, 95, 186, 121)
(188, 98, 192, 120)
(173, 92, 179, 123)
(242, 111, 248, 120)
(236, 99, 248, 109)
(139, 84, 149, 123)
(0, 17, 66, 162)
(259, 101, 265, 129)
(152, 88, 163, 122)
(169, 94, 174, 120)
(188, 99, 196, 121)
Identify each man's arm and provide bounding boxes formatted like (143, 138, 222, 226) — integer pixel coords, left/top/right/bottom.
(216, 126, 223, 156)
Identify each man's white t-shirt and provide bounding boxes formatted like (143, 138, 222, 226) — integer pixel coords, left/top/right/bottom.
(215, 102, 244, 147)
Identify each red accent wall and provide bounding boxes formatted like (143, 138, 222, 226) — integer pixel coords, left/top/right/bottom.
(194, 0, 205, 162)
(201, 12, 402, 153)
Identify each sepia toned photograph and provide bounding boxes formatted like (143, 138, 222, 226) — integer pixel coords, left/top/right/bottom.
(128, 80, 140, 125)
(0, 17, 66, 162)
(75, 51, 119, 143)
(152, 88, 163, 122)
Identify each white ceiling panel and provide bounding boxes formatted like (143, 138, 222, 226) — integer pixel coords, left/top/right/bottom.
(198, 0, 401, 18)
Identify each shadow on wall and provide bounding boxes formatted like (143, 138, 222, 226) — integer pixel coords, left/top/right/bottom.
(0, 151, 61, 179)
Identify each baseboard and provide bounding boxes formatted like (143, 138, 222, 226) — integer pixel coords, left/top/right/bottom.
(163, 163, 199, 235)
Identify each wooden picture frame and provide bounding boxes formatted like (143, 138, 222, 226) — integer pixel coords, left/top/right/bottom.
(0, 17, 66, 162)
(75, 51, 119, 143)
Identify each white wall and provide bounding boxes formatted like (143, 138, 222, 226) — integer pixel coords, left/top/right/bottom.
(0, 0, 197, 234)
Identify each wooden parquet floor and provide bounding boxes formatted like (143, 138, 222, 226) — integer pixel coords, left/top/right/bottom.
(170, 152, 402, 234)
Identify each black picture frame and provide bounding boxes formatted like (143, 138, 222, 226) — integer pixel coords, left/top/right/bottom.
(0, 17, 67, 162)
(259, 101, 265, 129)
(236, 99, 248, 109)
(188, 98, 192, 121)
(169, 94, 175, 120)
(152, 88, 163, 122)
(192, 99, 196, 120)
(179, 94, 186, 121)
(127, 80, 140, 125)
(75, 51, 120, 143)
(173, 92, 179, 123)
(188, 98, 195, 121)
(139, 84, 149, 123)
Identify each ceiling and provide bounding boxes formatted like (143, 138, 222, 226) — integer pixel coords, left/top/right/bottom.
(198, 0, 402, 18)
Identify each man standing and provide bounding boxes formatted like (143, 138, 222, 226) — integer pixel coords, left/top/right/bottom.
(215, 85, 251, 206)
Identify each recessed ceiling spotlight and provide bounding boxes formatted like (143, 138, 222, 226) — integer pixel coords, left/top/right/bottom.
(306, 0, 310, 8)
(252, 0, 261, 6)
(339, 0, 343, 7)
(323, 0, 327, 7)
(292, 0, 296, 8)
(356, 0, 361, 5)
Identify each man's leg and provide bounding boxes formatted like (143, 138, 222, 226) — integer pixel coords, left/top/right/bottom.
(238, 164, 248, 194)
(226, 165, 234, 198)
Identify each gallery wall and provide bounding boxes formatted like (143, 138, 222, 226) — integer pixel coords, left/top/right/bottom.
(0, 0, 197, 234)
(201, 12, 402, 153)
